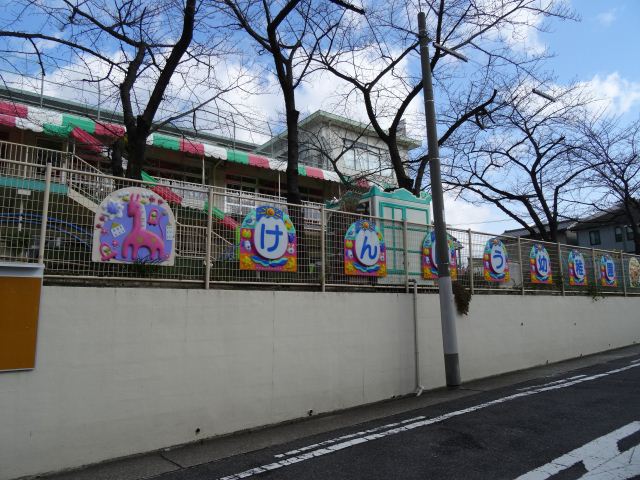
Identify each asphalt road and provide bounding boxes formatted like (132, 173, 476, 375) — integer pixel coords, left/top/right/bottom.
(150, 354, 640, 480)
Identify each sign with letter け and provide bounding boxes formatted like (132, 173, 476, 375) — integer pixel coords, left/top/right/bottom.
(239, 206, 297, 272)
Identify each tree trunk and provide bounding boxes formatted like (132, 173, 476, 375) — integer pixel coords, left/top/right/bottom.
(125, 117, 150, 180)
(285, 102, 301, 205)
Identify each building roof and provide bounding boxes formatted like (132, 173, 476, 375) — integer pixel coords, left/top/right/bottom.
(503, 219, 577, 238)
(256, 110, 422, 153)
(572, 204, 640, 231)
(0, 86, 259, 152)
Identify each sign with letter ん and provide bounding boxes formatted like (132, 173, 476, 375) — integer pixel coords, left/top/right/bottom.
(344, 219, 387, 277)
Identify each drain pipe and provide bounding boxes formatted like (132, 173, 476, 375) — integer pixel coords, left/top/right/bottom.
(409, 279, 425, 396)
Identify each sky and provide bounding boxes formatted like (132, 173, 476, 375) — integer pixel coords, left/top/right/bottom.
(444, 0, 640, 233)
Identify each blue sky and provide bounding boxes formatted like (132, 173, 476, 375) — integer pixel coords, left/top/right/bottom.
(541, 1, 640, 120)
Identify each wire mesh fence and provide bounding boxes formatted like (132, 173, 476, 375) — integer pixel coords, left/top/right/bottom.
(1, 157, 640, 296)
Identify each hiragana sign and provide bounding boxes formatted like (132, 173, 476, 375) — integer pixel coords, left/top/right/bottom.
(567, 250, 587, 286)
(629, 257, 640, 288)
(483, 238, 510, 283)
(600, 254, 617, 287)
(239, 206, 297, 272)
(344, 220, 387, 277)
(422, 231, 458, 280)
(530, 244, 553, 285)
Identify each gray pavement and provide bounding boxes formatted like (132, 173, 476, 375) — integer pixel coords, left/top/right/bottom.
(38, 345, 640, 480)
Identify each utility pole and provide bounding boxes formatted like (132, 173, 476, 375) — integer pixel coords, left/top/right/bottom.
(417, 11, 461, 387)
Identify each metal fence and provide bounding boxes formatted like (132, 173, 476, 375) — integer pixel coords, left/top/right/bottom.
(1, 157, 639, 296)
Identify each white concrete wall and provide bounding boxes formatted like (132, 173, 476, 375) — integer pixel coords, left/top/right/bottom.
(1, 288, 639, 479)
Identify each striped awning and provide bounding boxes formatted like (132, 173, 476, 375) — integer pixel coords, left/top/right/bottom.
(0, 99, 342, 183)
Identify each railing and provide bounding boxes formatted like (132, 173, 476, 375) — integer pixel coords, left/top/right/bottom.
(1, 157, 639, 295)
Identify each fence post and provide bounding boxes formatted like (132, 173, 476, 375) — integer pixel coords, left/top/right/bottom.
(403, 219, 409, 293)
(591, 248, 599, 287)
(320, 205, 326, 292)
(620, 250, 627, 297)
(556, 242, 565, 296)
(517, 237, 525, 296)
(37, 163, 52, 265)
(204, 187, 213, 289)
(467, 229, 474, 294)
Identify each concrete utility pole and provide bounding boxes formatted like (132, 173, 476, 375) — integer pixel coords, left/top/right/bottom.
(417, 11, 461, 387)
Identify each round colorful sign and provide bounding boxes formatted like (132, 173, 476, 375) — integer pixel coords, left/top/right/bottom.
(483, 238, 510, 283)
(567, 250, 587, 286)
(599, 254, 617, 287)
(91, 187, 176, 265)
(344, 220, 387, 277)
(529, 244, 552, 284)
(422, 231, 457, 280)
(629, 257, 640, 288)
(239, 206, 297, 272)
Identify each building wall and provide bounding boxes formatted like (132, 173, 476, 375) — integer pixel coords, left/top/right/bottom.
(1, 287, 639, 479)
(576, 225, 635, 253)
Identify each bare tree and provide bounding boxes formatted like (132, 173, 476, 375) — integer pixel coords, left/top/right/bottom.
(581, 118, 640, 253)
(0, 0, 245, 179)
(442, 88, 593, 242)
(318, 0, 576, 195)
(218, 0, 364, 204)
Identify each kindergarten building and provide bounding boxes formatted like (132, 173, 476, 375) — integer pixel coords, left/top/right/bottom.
(0, 88, 418, 216)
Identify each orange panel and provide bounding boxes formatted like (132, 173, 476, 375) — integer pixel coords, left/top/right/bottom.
(0, 277, 41, 371)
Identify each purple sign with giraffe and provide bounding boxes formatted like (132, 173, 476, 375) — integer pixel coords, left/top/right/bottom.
(92, 187, 176, 265)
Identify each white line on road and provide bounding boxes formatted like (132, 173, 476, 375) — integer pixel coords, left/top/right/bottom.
(217, 361, 640, 480)
(516, 375, 587, 391)
(515, 421, 640, 479)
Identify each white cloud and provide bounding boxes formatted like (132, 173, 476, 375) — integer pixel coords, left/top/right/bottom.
(596, 9, 617, 27)
(580, 72, 640, 117)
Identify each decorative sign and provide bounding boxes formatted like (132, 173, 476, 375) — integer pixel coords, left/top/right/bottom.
(567, 250, 588, 286)
(629, 257, 640, 288)
(529, 244, 552, 284)
(92, 187, 176, 265)
(239, 206, 297, 272)
(422, 231, 458, 280)
(344, 220, 387, 276)
(483, 238, 510, 283)
(599, 254, 617, 287)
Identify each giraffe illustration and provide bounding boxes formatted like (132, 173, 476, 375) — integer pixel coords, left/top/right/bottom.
(121, 193, 166, 261)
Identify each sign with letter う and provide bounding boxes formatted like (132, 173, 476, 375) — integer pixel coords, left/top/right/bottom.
(567, 250, 588, 286)
(422, 231, 458, 280)
(600, 254, 617, 287)
(344, 220, 387, 277)
(529, 244, 552, 284)
(629, 257, 640, 288)
(92, 187, 176, 265)
(483, 238, 509, 283)
(239, 206, 297, 272)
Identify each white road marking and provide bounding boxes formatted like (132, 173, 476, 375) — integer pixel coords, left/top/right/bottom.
(515, 421, 640, 479)
(217, 360, 640, 480)
(517, 375, 587, 391)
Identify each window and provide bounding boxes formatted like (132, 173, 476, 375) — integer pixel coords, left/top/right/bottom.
(589, 230, 601, 246)
(225, 175, 260, 216)
(627, 226, 634, 241)
(342, 140, 381, 173)
(615, 226, 623, 242)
